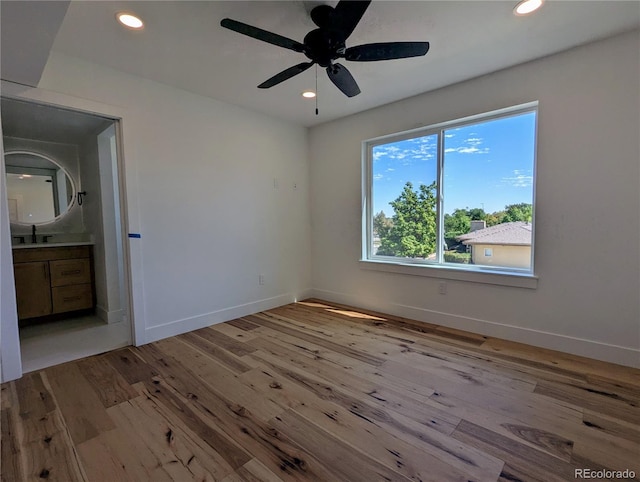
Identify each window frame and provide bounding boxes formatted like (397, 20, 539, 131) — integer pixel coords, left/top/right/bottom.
(362, 102, 539, 288)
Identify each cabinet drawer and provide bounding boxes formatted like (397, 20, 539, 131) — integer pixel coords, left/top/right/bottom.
(50, 259, 91, 287)
(52, 284, 93, 313)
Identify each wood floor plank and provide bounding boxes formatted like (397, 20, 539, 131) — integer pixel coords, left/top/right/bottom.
(480, 337, 640, 386)
(76, 433, 137, 482)
(104, 347, 161, 385)
(452, 419, 578, 482)
(245, 336, 464, 436)
(7, 372, 90, 481)
(581, 409, 640, 444)
(190, 326, 258, 357)
(108, 394, 237, 480)
(270, 409, 415, 482)
(76, 354, 140, 408)
(248, 312, 386, 366)
(3, 299, 639, 482)
(228, 317, 261, 331)
(236, 458, 285, 482)
(1, 408, 25, 482)
(15, 408, 88, 482)
(43, 365, 116, 445)
(242, 366, 503, 481)
(534, 378, 640, 425)
(210, 322, 260, 341)
(143, 376, 343, 481)
(14, 371, 57, 420)
(247, 348, 461, 437)
(178, 331, 253, 374)
(145, 338, 284, 422)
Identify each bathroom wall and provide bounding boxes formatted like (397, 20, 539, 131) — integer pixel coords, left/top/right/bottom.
(79, 123, 125, 323)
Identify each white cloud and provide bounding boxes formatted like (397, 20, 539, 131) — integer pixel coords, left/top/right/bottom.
(445, 146, 489, 155)
(374, 137, 437, 165)
(444, 135, 489, 155)
(373, 173, 384, 181)
(501, 170, 533, 188)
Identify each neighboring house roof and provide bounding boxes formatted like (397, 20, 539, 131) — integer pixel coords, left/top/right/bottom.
(456, 222, 532, 246)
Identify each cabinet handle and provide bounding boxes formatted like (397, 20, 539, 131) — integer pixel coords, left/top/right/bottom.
(61, 269, 82, 276)
(62, 296, 81, 302)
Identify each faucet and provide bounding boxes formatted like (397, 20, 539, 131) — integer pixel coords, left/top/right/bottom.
(31, 224, 37, 244)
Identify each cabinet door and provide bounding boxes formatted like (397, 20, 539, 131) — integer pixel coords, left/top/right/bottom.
(14, 262, 52, 319)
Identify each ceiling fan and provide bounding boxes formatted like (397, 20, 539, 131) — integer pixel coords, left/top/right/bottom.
(220, 0, 429, 98)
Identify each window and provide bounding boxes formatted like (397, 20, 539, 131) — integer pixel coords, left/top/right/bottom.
(364, 103, 537, 275)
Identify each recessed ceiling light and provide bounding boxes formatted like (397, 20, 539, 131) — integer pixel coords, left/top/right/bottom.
(514, 0, 543, 16)
(117, 12, 144, 30)
(302, 91, 316, 98)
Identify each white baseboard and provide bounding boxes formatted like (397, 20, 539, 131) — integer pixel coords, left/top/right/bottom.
(96, 305, 124, 324)
(143, 291, 310, 345)
(308, 289, 640, 369)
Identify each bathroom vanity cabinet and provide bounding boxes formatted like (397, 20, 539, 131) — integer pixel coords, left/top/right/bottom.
(12, 245, 95, 322)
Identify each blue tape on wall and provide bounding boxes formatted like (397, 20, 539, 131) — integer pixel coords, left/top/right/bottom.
(128, 233, 141, 238)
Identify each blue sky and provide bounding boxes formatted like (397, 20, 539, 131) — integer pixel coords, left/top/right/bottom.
(372, 111, 536, 216)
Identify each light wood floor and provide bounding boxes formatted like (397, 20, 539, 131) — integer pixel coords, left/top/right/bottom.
(2, 299, 639, 482)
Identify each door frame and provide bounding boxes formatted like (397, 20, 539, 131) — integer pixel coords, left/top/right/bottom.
(0, 82, 146, 381)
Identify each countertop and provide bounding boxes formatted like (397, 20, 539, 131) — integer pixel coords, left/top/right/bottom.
(12, 241, 95, 250)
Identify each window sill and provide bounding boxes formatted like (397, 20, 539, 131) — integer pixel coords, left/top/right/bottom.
(359, 259, 538, 289)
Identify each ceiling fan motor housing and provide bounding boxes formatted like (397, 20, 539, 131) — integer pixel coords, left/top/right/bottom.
(303, 28, 345, 67)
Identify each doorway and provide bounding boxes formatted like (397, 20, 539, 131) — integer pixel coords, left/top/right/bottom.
(1, 97, 132, 373)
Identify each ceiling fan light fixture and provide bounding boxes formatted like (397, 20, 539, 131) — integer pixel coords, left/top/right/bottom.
(116, 12, 144, 30)
(514, 0, 543, 16)
(302, 91, 316, 98)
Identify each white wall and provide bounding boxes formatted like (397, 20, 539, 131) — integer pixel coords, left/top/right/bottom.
(308, 31, 640, 367)
(36, 52, 312, 344)
(0, 132, 23, 382)
(96, 124, 125, 323)
(78, 129, 109, 319)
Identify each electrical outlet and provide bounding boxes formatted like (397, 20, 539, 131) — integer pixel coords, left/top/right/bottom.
(293, 182, 298, 190)
(438, 282, 447, 295)
(258, 274, 265, 285)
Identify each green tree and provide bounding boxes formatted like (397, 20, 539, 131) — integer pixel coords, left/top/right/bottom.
(485, 212, 502, 227)
(372, 211, 393, 237)
(444, 208, 471, 241)
(377, 182, 437, 258)
(467, 208, 486, 221)
(501, 203, 532, 223)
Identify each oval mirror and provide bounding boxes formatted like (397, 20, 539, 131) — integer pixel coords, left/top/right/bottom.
(4, 151, 75, 225)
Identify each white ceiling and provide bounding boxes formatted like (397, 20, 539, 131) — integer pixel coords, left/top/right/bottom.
(3, 1, 640, 127)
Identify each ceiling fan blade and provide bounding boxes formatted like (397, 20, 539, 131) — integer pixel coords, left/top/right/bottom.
(220, 18, 306, 53)
(330, 0, 372, 42)
(326, 63, 361, 97)
(258, 62, 314, 89)
(345, 42, 430, 62)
